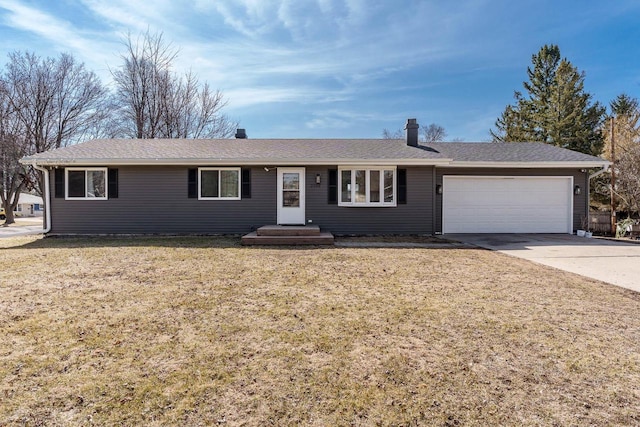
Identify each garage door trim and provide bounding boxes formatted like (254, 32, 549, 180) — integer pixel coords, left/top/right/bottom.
(442, 175, 573, 234)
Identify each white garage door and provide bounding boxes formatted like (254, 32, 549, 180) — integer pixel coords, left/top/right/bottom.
(442, 176, 573, 234)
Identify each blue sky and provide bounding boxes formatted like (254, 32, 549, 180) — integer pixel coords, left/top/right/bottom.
(0, 0, 639, 141)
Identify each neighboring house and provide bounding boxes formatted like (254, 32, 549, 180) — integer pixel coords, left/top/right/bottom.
(1, 193, 44, 218)
(15, 193, 44, 217)
(20, 119, 608, 236)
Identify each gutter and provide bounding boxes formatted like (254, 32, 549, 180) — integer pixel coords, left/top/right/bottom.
(31, 163, 52, 234)
(19, 158, 455, 167)
(589, 164, 609, 179)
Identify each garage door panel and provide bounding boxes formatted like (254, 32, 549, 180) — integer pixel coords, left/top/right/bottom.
(443, 176, 572, 234)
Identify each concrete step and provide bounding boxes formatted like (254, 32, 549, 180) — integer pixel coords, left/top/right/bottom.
(241, 231, 334, 246)
(256, 224, 321, 236)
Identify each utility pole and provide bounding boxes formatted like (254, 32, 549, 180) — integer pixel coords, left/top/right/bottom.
(610, 117, 616, 235)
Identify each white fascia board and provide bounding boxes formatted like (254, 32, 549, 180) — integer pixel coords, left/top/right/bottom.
(21, 158, 455, 167)
(441, 161, 611, 168)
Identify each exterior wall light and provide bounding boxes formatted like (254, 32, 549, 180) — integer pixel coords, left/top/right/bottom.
(436, 184, 443, 195)
(574, 185, 581, 195)
(316, 173, 321, 185)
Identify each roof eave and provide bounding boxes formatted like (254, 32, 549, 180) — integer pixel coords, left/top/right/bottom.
(20, 158, 611, 169)
(20, 158, 454, 167)
(441, 160, 611, 168)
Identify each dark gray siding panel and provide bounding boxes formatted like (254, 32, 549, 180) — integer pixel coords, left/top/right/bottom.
(434, 167, 589, 233)
(306, 166, 434, 235)
(49, 166, 276, 234)
(48, 165, 435, 235)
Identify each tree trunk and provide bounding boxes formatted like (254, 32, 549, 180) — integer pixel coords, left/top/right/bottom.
(3, 206, 16, 225)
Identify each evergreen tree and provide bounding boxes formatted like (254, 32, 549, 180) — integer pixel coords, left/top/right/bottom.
(491, 44, 605, 156)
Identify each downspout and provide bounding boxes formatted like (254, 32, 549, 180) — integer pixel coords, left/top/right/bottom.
(588, 164, 609, 180)
(32, 163, 52, 234)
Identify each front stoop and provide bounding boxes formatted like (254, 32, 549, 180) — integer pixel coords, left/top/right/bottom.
(241, 225, 334, 245)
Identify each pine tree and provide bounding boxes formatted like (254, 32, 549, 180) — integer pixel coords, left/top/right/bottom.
(491, 44, 605, 156)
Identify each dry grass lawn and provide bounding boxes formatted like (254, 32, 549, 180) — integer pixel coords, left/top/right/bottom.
(1, 236, 639, 426)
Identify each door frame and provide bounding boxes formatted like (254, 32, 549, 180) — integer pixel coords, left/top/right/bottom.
(277, 167, 306, 225)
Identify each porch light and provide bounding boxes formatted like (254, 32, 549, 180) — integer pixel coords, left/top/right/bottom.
(574, 185, 581, 195)
(316, 173, 321, 185)
(436, 184, 443, 195)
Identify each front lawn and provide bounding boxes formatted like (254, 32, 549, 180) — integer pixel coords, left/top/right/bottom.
(1, 236, 639, 426)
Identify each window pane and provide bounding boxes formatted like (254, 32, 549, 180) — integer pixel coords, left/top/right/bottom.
(220, 170, 239, 197)
(68, 171, 85, 198)
(384, 170, 394, 202)
(341, 170, 351, 202)
(87, 170, 105, 198)
(282, 173, 299, 190)
(355, 170, 366, 203)
(283, 190, 300, 207)
(370, 170, 380, 202)
(201, 170, 219, 198)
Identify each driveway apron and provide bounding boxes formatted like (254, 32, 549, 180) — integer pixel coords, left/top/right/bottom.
(446, 234, 640, 293)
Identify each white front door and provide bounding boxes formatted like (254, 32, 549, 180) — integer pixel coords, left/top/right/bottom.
(277, 168, 305, 225)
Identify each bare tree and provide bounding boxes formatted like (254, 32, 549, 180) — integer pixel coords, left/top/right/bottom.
(112, 31, 236, 139)
(382, 121, 448, 142)
(1, 51, 107, 224)
(615, 143, 640, 215)
(592, 95, 640, 215)
(422, 123, 447, 143)
(382, 128, 403, 139)
(0, 83, 30, 224)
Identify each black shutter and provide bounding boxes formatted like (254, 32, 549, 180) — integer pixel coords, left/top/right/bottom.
(397, 168, 407, 204)
(188, 168, 197, 198)
(241, 168, 251, 198)
(108, 168, 118, 198)
(54, 169, 64, 198)
(328, 169, 337, 204)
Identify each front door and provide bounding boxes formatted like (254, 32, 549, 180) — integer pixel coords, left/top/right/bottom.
(277, 168, 305, 225)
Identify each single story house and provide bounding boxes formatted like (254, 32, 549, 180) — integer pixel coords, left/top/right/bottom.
(15, 193, 44, 217)
(20, 119, 609, 236)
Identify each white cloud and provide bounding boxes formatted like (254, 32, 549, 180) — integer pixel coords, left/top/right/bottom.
(0, 0, 118, 72)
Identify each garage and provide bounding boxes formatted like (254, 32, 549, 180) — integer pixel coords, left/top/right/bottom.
(442, 176, 573, 234)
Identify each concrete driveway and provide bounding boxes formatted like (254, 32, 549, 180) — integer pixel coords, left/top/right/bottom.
(446, 234, 640, 293)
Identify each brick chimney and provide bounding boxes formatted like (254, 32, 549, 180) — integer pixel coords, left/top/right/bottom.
(405, 119, 419, 147)
(235, 128, 247, 139)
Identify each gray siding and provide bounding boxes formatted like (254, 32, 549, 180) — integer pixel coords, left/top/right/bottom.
(49, 166, 276, 234)
(306, 166, 434, 235)
(434, 167, 589, 233)
(47, 164, 587, 235)
(48, 165, 435, 235)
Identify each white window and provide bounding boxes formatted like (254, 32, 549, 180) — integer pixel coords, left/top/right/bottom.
(198, 167, 241, 200)
(338, 167, 396, 207)
(66, 168, 107, 200)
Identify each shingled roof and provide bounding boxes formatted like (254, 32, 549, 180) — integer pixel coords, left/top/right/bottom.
(21, 138, 608, 167)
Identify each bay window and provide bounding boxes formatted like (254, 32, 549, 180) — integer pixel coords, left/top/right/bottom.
(338, 167, 396, 206)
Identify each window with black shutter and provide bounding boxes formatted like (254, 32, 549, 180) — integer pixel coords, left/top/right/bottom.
(328, 169, 337, 204)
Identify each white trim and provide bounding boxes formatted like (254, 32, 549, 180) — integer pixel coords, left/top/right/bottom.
(32, 164, 51, 233)
(198, 167, 241, 200)
(21, 158, 454, 167)
(338, 166, 397, 207)
(442, 175, 574, 234)
(65, 167, 108, 200)
(277, 167, 306, 225)
(21, 158, 610, 169)
(442, 161, 610, 168)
